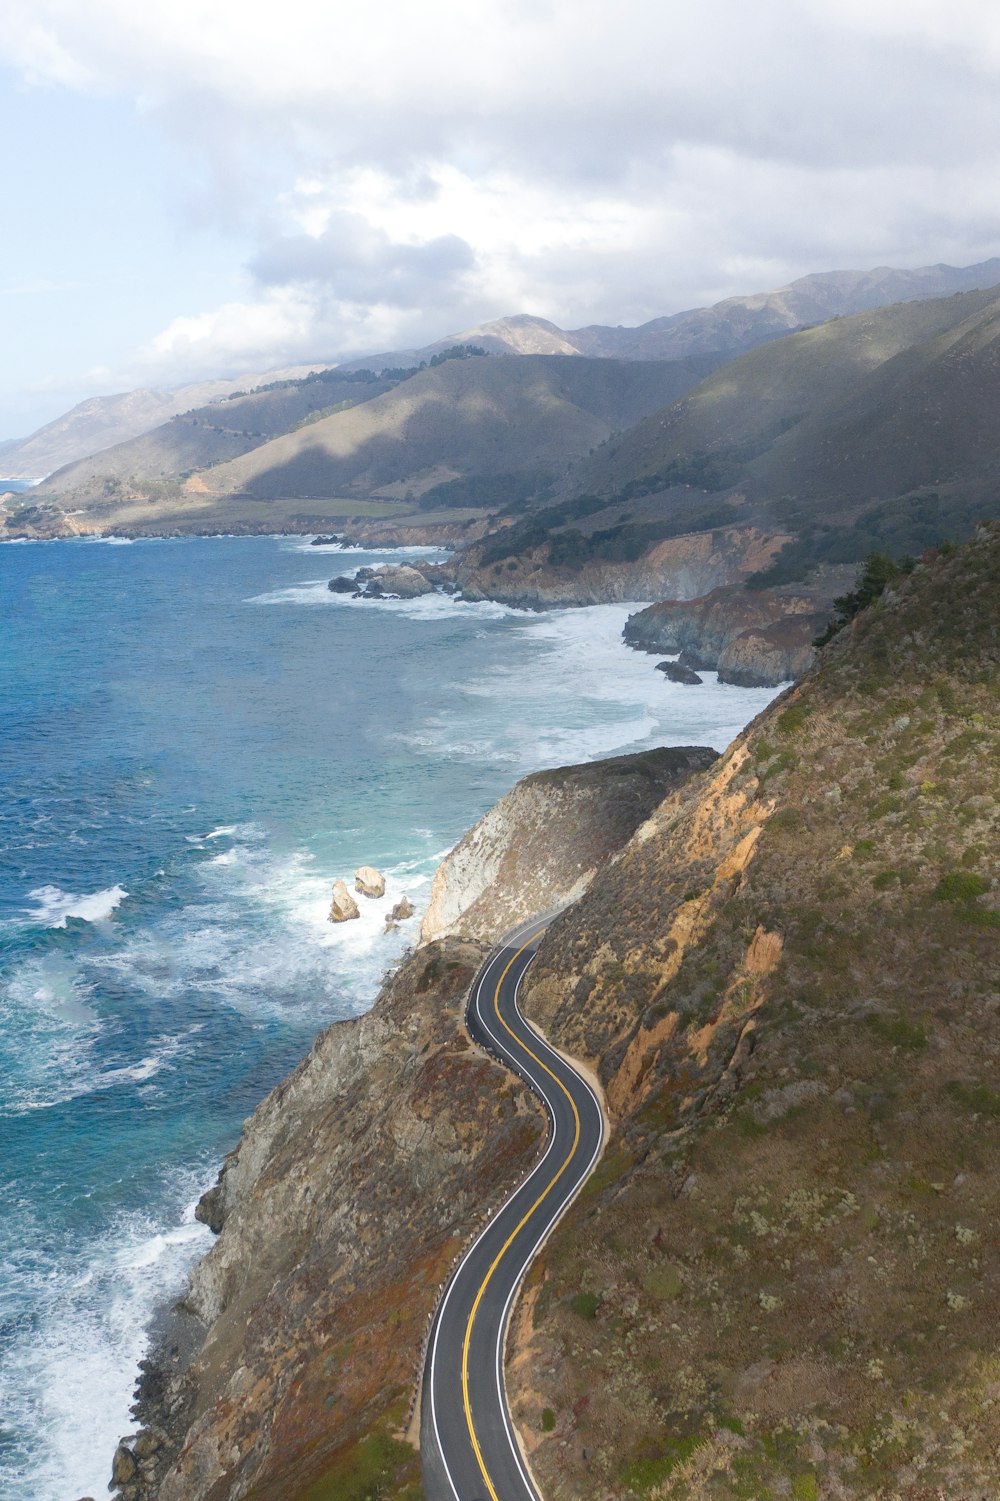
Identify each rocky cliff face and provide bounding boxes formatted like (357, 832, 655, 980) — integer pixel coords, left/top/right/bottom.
(454, 525, 788, 608)
(509, 524, 1000, 1499)
(622, 577, 849, 686)
(119, 939, 542, 1501)
(420, 746, 717, 946)
(114, 746, 715, 1501)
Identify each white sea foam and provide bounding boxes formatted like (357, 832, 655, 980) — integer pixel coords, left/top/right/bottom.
(88, 826, 430, 1027)
(26, 883, 128, 928)
(247, 577, 520, 621)
(285, 539, 449, 556)
(0, 1170, 213, 1501)
(398, 602, 783, 773)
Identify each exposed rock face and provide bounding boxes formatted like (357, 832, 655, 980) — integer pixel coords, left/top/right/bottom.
(327, 574, 356, 593)
(624, 581, 836, 686)
(455, 526, 789, 608)
(354, 866, 386, 898)
(328, 879, 360, 922)
(656, 659, 703, 684)
(420, 745, 717, 946)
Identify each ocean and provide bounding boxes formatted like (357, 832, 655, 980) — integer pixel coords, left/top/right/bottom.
(0, 535, 780, 1500)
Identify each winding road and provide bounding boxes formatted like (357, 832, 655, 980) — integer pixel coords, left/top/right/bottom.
(421, 918, 606, 1501)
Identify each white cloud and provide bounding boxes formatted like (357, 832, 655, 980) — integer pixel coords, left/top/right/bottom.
(4, 0, 1000, 387)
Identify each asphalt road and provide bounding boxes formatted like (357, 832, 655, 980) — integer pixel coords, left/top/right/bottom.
(421, 917, 606, 1501)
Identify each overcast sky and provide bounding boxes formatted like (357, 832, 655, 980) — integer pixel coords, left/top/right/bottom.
(3, 0, 1000, 436)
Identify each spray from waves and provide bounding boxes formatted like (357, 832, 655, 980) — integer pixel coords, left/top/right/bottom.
(0, 1167, 213, 1501)
(282, 539, 450, 556)
(25, 883, 128, 928)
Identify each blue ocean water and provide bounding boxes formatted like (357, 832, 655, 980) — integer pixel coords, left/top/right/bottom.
(0, 536, 780, 1500)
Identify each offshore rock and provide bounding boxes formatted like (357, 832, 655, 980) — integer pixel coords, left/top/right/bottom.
(327, 575, 357, 593)
(365, 564, 434, 599)
(656, 659, 703, 684)
(354, 866, 386, 898)
(420, 745, 716, 946)
(384, 896, 415, 931)
(329, 880, 360, 922)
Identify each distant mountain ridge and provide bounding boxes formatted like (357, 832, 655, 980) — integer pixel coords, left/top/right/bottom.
(346, 257, 1000, 368)
(10, 256, 997, 484)
(0, 363, 332, 483)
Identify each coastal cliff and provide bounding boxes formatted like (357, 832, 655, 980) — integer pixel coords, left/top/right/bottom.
(453, 525, 788, 608)
(622, 577, 850, 687)
(112, 744, 713, 1501)
(419, 746, 716, 946)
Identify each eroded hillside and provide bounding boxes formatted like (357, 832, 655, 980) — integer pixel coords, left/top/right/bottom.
(512, 523, 1000, 1499)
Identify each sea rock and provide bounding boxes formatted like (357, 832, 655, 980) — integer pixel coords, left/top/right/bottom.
(111, 1444, 138, 1487)
(311, 535, 340, 546)
(329, 880, 361, 922)
(656, 659, 703, 685)
(384, 896, 415, 930)
(327, 575, 357, 593)
(355, 867, 386, 899)
(365, 564, 434, 599)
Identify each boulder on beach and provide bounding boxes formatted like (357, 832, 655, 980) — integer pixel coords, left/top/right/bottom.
(656, 659, 703, 685)
(328, 575, 357, 593)
(355, 866, 386, 899)
(329, 880, 361, 922)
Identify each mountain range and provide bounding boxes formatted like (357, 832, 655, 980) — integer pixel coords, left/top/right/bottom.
(4, 256, 999, 486)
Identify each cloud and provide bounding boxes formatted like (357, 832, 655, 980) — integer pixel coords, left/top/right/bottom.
(249, 215, 476, 307)
(4, 0, 1000, 391)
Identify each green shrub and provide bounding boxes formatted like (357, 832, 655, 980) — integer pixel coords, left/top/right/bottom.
(934, 871, 988, 903)
(866, 1014, 928, 1050)
(569, 1291, 600, 1320)
(777, 704, 810, 737)
(541, 1407, 556, 1432)
(792, 1474, 819, 1501)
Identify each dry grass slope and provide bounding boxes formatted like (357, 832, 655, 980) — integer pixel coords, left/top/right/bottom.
(514, 523, 1000, 1500)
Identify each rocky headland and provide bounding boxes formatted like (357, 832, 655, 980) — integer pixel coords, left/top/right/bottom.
(622, 574, 853, 687)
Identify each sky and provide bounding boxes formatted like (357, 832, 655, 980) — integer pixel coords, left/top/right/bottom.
(3, 0, 1000, 438)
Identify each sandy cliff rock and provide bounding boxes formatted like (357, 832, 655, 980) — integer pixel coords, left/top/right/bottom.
(420, 746, 717, 946)
(328, 879, 360, 921)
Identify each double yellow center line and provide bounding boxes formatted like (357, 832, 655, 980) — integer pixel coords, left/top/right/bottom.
(460, 934, 583, 1501)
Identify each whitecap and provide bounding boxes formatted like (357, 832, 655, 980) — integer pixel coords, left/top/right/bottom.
(25, 883, 128, 928)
